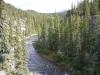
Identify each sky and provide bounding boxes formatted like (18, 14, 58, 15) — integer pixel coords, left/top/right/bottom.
(4, 0, 83, 13)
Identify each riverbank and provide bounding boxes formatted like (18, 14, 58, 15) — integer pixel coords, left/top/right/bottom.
(33, 47, 84, 75)
(33, 44, 71, 74)
(27, 36, 65, 75)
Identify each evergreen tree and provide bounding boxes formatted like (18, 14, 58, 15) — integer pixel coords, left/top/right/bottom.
(0, 0, 9, 70)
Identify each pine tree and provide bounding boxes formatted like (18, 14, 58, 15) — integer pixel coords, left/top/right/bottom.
(0, 0, 9, 70)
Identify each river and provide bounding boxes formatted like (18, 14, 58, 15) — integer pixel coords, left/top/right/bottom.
(25, 35, 68, 75)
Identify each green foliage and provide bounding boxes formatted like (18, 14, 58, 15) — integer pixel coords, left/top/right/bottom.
(0, 0, 10, 70)
(1, 0, 100, 75)
(35, 0, 100, 75)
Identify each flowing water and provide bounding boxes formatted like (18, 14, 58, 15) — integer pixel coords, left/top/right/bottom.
(26, 35, 68, 75)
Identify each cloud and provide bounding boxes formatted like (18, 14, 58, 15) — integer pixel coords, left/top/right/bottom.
(4, 0, 83, 13)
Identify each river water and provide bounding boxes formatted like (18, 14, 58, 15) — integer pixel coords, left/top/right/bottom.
(25, 35, 68, 75)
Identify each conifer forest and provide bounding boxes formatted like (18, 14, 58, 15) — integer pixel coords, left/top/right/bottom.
(0, 0, 100, 75)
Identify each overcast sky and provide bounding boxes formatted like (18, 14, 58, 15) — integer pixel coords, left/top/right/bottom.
(4, 0, 83, 13)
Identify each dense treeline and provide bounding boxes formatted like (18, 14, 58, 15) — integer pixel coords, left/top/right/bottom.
(0, 0, 51, 74)
(35, 0, 100, 75)
(0, 0, 9, 70)
(0, 0, 100, 75)
(0, 1, 30, 75)
(0, 1, 48, 74)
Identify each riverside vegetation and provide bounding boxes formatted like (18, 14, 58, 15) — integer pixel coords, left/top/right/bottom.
(34, 0, 100, 75)
(0, 0, 44, 74)
(0, 0, 100, 75)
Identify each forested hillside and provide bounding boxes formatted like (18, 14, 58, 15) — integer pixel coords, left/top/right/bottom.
(35, 0, 100, 75)
(0, 0, 51, 75)
(0, 0, 100, 75)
